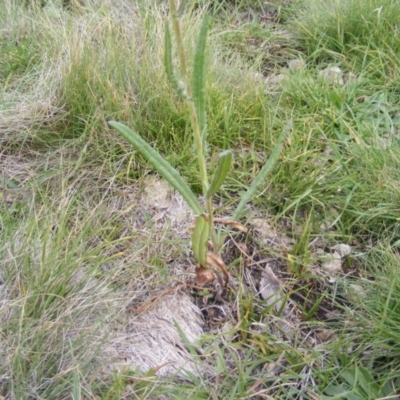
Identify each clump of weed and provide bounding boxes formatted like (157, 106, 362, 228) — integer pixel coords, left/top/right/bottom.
(291, 0, 400, 71)
(108, 0, 291, 291)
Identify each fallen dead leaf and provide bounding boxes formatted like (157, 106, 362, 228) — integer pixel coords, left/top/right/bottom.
(259, 268, 285, 312)
(206, 252, 229, 288)
(195, 265, 215, 286)
(324, 309, 342, 320)
(213, 218, 248, 233)
(316, 329, 334, 342)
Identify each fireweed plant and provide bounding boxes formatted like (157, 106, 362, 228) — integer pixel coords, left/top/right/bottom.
(108, 0, 291, 292)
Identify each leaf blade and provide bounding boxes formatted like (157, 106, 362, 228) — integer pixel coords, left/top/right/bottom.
(108, 120, 203, 215)
(192, 16, 208, 149)
(191, 214, 209, 266)
(233, 121, 292, 220)
(164, 22, 186, 98)
(206, 150, 232, 199)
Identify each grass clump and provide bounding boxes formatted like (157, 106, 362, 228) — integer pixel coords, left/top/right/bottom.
(268, 72, 400, 238)
(0, 192, 115, 398)
(292, 0, 400, 61)
(294, 0, 400, 79)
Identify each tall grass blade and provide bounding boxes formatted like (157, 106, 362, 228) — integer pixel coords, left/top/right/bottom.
(192, 15, 208, 149)
(233, 121, 292, 219)
(71, 369, 81, 400)
(70, 342, 81, 400)
(173, 319, 200, 358)
(108, 121, 203, 215)
(206, 150, 232, 199)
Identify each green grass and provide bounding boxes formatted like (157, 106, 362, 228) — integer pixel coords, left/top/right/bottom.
(1, 0, 400, 398)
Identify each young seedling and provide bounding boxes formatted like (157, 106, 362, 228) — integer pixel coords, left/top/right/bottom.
(108, 0, 291, 293)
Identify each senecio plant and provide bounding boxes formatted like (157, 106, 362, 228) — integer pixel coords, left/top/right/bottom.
(108, 0, 291, 293)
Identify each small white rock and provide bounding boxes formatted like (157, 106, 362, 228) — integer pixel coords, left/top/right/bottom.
(321, 251, 342, 274)
(344, 72, 357, 84)
(266, 73, 286, 87)
(348, 284, 366, 298)
(319, 66, 344, 85)
(288, 58, 306, 71)
(332, 243, 352, 258)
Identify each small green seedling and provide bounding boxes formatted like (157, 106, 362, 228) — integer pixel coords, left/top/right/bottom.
(108, 0, 291, 291)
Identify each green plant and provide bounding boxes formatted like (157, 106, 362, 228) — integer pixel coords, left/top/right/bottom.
(0, 37, 38, 82)
(108, 0, 290, 290)
(291, 0, 400, 70)
(323, 364, 396, 400)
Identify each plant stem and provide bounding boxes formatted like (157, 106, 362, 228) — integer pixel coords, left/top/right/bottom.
(168, 0, 209, 195)
(168, 0, 218, 253)
(205, 195, 217, 251)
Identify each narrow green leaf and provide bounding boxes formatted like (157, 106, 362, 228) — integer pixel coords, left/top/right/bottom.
(192, 16, 208, 148)
(339, 368, 357, 388)
(108, 120, 203, 215)
(324, 384, 353, 397)
(191, 214, 209, 265)
(357, 366, 380, 396)
(233, 121, 292, 220)
(164, 22, 184, 97)
(206, 150, 232, 199)
(173, 319, 200, 358)
(0, 175, 19, 189)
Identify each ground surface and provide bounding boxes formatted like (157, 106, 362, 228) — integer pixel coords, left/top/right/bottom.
(1, 0, 400, 399)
